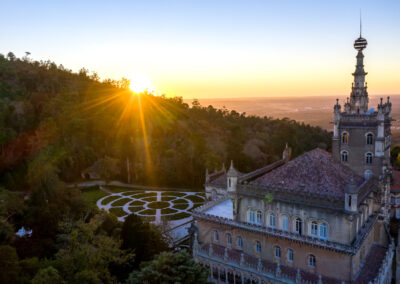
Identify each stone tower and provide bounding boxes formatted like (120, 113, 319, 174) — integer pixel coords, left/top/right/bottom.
(332, 29, 392, 221)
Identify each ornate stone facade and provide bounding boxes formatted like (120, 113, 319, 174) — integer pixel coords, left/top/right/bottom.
(193, 32, 395, 283)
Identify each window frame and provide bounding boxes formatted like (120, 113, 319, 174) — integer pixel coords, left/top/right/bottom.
(256, 241, 262, 253)
(308, 254, 316, 268)
(227, 233, 232, 245)
(341, 132, 349, 144)
(341, 150, 348, 162)
(214, 231, 219, 242)
(274, 246, 281, 258)
(366, 133, 374, 145)
(287, 249, 294, 262)
(310, 221, 318, 237)
(237, 236, 243, 248)
(256, 210, 262, 225)
(365, 152, 373, 165)
(319, 223, 327, 239)
(282, 215, 289, 231)
(269, 213, 276, 228)
(295, 218, 302, 235)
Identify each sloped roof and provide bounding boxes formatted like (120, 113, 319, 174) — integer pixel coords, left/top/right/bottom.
(253, 148, 364, 199)
(207, 169, 243, 187)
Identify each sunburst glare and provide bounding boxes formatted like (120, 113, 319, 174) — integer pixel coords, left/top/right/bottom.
(129, 74, 153, 93)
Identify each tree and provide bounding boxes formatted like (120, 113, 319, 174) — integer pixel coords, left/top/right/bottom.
(54, 213, 133, 283)
(0, 245, 21, 283)
(121, 213, 168, 267)
(126, 250, 208, 284)
(32, 266, 64, 284)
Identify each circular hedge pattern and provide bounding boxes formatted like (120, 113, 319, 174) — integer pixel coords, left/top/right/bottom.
(97, 190, 205, 223)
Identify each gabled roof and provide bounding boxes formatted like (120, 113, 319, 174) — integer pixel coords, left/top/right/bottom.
(253, 148, 364, 199)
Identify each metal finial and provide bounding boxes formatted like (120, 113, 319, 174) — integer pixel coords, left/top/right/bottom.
(360, 10, 362, 37)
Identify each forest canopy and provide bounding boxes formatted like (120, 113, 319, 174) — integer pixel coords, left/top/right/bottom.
(0, 52, 331, 190)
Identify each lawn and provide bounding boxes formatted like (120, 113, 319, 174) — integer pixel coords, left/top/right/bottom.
(81, 186, 108, 205)
(109, 207, 127, 217)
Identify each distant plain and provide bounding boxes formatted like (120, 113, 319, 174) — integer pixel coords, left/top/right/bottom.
(185, 95, 400, 144)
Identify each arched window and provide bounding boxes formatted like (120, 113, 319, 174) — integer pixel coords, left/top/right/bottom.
(295, 218, 302, 235)
(227, 233, 232, 245)
(256, 241, 261, 253)
(237, 236, 243, 248)
(342, 132, 349, 144)
(249, 209, 255, 223)
(274, 246, 280, 258)
(310, 221, 318, 236)
(364, 170, 372, 180)
(287, 249, 294, 262)
(214, 231, 219, 242)
(365, 152, 373, 165)
(366, 133, 374, 145)
(282, 215, 289, 231)
(256, 211, 262, 225)
(348, 195, 352, 208)
(308, 255, 316, 267)
(319, 223, 327, 239)
(269, 213, 276, 228)
(229, 178, 231, 187)
(341, 151, 348, 162)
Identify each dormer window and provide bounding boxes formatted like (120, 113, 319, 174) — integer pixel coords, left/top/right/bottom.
(342, 132, 349, 144)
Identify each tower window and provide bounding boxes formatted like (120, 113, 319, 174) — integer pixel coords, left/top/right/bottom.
(269, 213, 276, 228)
(282, 215, 289, 231)
(308, 255, 316, 267)
(295, 218, 302, 235)
(274, 246, 280, 258)
(366, 133, 374, 145)
(365, 153, 373, 164)
(342, 132, 349, 144)
(348, 195, 352, 208)
(364, 170, 372, 180)
(341, 151, 348, 162)
(287, 249, 294, 262)
(256, 241, 261, 253)
(256, 211, 262, 225)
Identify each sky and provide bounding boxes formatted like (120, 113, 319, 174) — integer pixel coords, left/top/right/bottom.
(1, 0, 399, 99)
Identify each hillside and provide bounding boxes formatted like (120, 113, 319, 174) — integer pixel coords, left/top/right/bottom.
(0, 53, 331, 190)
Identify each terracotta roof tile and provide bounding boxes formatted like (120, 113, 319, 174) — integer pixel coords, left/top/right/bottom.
(254, 148, 364, 199)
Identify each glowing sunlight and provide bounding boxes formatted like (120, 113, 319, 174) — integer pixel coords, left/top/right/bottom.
(129, 74, 153, 93)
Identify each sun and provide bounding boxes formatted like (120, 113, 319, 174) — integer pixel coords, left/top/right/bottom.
(129, 75, 153, 93)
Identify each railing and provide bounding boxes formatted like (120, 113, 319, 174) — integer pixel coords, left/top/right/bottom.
(194, 242, 341, 284)
(193, 209, 356, 254)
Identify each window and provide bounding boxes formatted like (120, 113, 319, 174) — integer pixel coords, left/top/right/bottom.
(227, 233, 232, 245)
(282, 215, 289, 231)
(348, 195, 352, 208)
(256, 241, 261, 253)
(366, 133, 374, 145)
(256, 211, 262, 225)
(287, 249, 294, 262)
(319, 223, 327, 239)
(274, 246, 280, 258)
(295, 218, 302, 235)
(237, 237, 243, 248)
(229, 178, 231, 187)
(396, 198, 400, 205)
(364, 170, 372, 180)
(365, 153, 373, 165)
(341, 151, 348, 162)
(310, 221, 318, 236)
(249, 209, 255, 223)
(308, 255, 316, 267)
(396, 209, 400, 219)
(342, 132, 349, 144)
(214, 231, 219, 242)
(269, 213, 276, 228)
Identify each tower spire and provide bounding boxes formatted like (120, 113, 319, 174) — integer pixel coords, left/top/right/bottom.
(359, 10, 362, 37)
